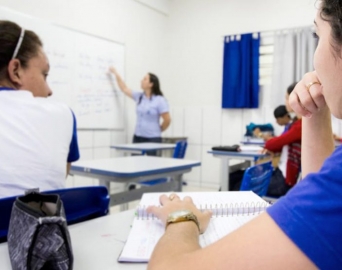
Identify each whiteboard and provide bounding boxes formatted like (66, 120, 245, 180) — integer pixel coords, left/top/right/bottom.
(0, 7, 125, 129)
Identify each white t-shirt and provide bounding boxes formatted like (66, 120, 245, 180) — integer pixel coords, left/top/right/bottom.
(0, 90, 75, 198)
(278, 145, 288, 178)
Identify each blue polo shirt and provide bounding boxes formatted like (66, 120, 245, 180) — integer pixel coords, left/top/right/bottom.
(267, 145, 342, 269)
(132, 91, 169, 138)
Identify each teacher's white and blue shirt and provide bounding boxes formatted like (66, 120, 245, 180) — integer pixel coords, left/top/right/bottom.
(132, 91, 169, 138)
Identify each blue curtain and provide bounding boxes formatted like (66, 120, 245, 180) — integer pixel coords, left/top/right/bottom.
(222, 33, 260, 108)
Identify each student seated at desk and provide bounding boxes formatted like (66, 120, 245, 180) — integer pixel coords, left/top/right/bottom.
(253, 82, 298, 142)
(253, 105, 292, 141)
(230, 83, 301, 197)
(263, 114, 301, 197)
(0, 21, 80, 198)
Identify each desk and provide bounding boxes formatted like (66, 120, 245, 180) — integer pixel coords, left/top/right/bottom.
(71, 156, 200, 208)
(111, 142, 176, 155)
(240, 141, 265, 146)
(208, 150, 267, 191)
(162, 136, 187, 144)
(0, 210, 145, 270)
(240, 138, 265, 146)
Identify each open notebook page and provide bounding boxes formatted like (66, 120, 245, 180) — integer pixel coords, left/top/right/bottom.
(118, 191, 268, 263)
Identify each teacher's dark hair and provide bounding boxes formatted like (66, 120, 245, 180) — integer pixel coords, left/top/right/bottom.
(320, 0, 342, 57)
(148, 73, 163, 96)
(0, 20, 42, 79)
(287, 82, 298, 95)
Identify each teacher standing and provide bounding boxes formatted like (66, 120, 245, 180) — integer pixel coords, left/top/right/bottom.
(109, 67, 171, 155)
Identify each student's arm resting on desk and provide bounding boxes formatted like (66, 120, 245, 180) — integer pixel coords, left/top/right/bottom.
(147, 194, 316, 270)
(109, 66, 133, 98)
(253, 127, 273, 141)
(289, 72, 334, 177)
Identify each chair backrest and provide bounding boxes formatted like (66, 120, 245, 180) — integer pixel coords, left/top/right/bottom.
(0, 195, 16, 243)
(0, 186, 109, 243)
(173, 140, 188, 159)
(240, 161, 273, 197)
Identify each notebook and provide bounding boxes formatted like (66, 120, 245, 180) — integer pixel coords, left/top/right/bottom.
(212, 145, 263, 152)
(239, 145, 264, 152)
(118, 191, 269, 263)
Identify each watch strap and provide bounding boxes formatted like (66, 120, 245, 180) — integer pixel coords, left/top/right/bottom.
(166, 211, 201, 233)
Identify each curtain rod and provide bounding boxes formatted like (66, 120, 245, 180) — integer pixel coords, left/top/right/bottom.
(223, 24, 313, 38)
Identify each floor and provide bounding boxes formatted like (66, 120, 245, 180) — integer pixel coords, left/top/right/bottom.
(110, 184, 218, 214)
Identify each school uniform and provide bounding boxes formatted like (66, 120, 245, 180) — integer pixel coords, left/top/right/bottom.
(267, 145, 342, 268)
(0, 88, 79, 198)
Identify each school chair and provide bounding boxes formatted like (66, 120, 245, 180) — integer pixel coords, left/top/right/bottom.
(239, 161, 273, 197)
(0, 186, 109, 243)
(139, 140, 188, 186)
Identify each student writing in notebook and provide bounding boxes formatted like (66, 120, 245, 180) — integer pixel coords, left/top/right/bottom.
(0, 21, 80, 198)
(146, 1, 342, 268)
(109, 66, 171, 156)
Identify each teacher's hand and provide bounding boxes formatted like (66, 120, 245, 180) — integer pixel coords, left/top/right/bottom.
(109, 66, 118, 75)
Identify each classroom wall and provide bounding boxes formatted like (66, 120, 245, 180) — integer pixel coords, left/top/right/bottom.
(0, 0, 323, 189)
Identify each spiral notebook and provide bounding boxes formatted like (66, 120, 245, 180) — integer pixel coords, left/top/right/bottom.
(118, 191, 269, 263)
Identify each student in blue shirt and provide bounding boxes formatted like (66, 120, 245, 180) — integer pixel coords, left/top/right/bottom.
(109, 67, 171, 155)
(145, 1, 342, 269)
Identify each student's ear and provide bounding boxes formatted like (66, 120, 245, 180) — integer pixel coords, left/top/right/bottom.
(7, 59, 23, 87)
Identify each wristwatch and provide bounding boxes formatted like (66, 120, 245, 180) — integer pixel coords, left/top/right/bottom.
(166, 210, 201, 233)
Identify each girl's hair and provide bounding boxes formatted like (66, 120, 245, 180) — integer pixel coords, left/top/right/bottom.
(320, 0, 342, 57)
(148, 73, 163, 96)
(0, 20, 42, 79)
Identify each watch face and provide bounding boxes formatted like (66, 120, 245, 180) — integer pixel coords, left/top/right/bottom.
(169, 210, 191, 219)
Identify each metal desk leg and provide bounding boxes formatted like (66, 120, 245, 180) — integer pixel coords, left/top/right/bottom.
(220, 157, 230, 191)
(99, 180, 110, 191)
(120, 183, 130, 211)
(173, 174, 183, 192)
(99, 179, 129, 211)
